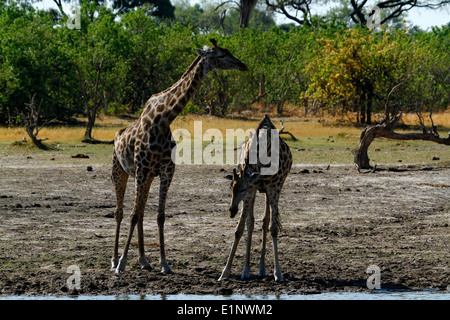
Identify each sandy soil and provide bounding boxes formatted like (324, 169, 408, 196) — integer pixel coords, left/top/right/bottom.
(0, 161, 448, 297)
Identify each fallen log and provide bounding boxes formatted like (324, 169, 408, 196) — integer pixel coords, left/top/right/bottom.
(81, 138, 114, 145)
(353, 112, 449, 171)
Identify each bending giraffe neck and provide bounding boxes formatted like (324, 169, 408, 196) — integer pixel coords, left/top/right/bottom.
(143, 56, 211, 127)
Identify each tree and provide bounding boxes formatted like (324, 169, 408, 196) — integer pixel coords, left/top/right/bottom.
(265, 0, 313, 26)
(353, 112, 450, 171)
(202, 26, 314, 114)
(303, 28, 421, 125)
(19, 94, 53, 150)
(216, 0, 259, 29)
(348, 0, 450, 27)
(118, 9, 164, 113)
(0, 2, 79, 126)
(352, 24, 450, 170)
(239, 0, 258, 27)
(265, 0, 450, 28)
(70, 3, 129, 142)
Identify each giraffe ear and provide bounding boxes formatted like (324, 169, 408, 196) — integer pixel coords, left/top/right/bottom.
(195, 48, 208, 57)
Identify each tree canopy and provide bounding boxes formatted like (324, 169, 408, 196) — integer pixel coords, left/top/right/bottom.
(0, 0, 448, 133)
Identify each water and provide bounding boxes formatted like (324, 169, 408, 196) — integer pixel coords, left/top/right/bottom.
(1, 290, 448, 300)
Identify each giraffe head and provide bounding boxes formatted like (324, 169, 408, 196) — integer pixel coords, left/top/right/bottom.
(225, 167, 260, 218)
(196, 39, 248, 72)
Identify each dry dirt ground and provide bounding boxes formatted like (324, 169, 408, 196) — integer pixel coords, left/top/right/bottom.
(0, 161, 449, 297)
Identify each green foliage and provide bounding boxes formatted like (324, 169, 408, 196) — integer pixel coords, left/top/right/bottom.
(0, 0, 448, 128)
(180, 101, 204, 115)
(172, 0, 276, 34)
(0, 2, 79, 125)
(303, 26, 449, 124)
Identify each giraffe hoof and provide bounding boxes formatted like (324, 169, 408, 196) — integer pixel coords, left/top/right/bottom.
(258, 263, 266, 278)
(141, 265, 153, 271)
(218, 269, 230, 281)
(241, 273, 251, 281)
(274, 273, 284, 282)
(161, 266, 173, 274)
(111, 258, 119, 271)
(139, 256, 152, 271)
(115, 257, 127, 274)
(160, 259, 172, 274)
(241, 267, 251, 280)
(115, 268, 125, 275)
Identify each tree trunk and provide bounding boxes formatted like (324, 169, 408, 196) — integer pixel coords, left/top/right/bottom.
(239, 0, 258, 28)
(26, 130, 48, 150)
(366, 96, 372, 125)
(21, 94, 50, 150)
(84, 111, 97, 140)
(218, 91, 227, 115)
(353, 113, 450, 171)
(75, 59, 104, 142)
(360, 104, 366, 125)
(276, 100, 284, 115)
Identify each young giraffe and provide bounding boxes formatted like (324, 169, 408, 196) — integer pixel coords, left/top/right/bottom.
(219, 115, 292, 282)
(111, 39, 247, 275)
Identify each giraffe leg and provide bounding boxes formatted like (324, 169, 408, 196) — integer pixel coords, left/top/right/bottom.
(137, 213, 152, 271)
(241, 194, 255, 280)
(269, 195, 283, 282)
(116, 169, 153, 275)
(157, 163, 175, 274)
(218, 212, 246, 281)
(111, 154, 129, 271)
(219, 192, 254, 281)
(258, 193, 270, 278)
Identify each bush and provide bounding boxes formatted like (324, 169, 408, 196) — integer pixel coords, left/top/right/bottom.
(0, 1, 447, 127)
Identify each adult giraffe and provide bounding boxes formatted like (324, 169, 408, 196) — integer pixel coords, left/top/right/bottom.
(111, 39, 247, 274)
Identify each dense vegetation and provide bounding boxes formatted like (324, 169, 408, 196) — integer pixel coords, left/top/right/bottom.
(0, 0, 448, 134)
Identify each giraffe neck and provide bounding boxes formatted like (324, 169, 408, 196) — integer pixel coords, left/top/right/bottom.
(144, 56, 211, 127)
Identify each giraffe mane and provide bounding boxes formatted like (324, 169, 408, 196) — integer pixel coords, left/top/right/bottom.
(256, 114, 276, 131)
(151, 55, 202, 98)
(181, 55, 202, 79)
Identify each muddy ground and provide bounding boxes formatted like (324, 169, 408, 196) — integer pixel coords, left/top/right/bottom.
(0, 161, 448, 297)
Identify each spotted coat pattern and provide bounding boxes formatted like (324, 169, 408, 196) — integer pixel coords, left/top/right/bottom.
(111, 40, 248, 274)
(219, 114, 292, 282)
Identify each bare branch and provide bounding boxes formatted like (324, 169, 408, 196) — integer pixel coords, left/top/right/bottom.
(265, 0, 312, 26)
(278, 120, 298, 141)
(349, 0, 450, 27)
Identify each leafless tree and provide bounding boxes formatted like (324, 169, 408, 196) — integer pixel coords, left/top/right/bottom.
(265, 0, 450, 27)
(349, 0, 450, 26)
(353, 112, 450, 171)
(19, 94, 53, 150)
(265, 0, 313, 26)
